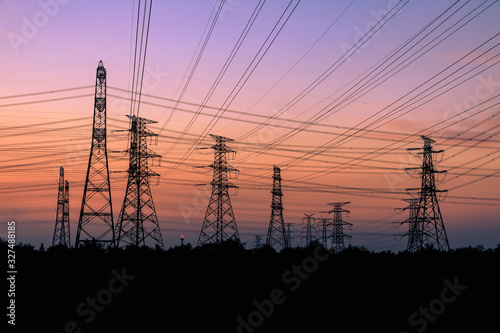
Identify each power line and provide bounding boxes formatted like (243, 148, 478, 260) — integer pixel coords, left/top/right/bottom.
(0, 85, 93, 100)
(232, 1, 499, 183)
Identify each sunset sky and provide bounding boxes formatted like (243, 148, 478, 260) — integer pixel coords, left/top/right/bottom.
(1, 0, 499, 251)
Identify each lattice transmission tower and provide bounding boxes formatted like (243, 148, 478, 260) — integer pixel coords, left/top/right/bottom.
(265, 166, 288, 249)
(328, 202, 352, 252)
(52, 167, 71, 248)
(405, 135, 450, 251)
(317, 216, 332, 249)
(301, 213, 316, 246)
(115, 115, 164, 249)
(197, 134, 240, 246)
(254, 235, 263, 249)
(75, 61, 115, 249)
(398, 198, 420, 252)
(286, 223, 295, 248)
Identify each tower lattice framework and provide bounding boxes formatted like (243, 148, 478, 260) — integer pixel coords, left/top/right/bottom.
(115, 115, 164, 249)
(405, 135, 450, 251)
(197, 134, 240, 246)
(286, 223, 295, 248)
(399, 198, 419, 252)
(53, 166, 71, 247)
(265, 166, 288, 249)
(301, 213, 316, 246)
(75, 61, 115, 248)
(317, 216, 331, 249)
(328, 202, 352, 252)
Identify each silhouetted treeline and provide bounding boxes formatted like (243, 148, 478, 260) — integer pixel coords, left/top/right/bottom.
(2, 239, 499, 333)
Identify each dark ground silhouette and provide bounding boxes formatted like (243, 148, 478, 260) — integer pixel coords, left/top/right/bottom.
(2, 239, 499, 333)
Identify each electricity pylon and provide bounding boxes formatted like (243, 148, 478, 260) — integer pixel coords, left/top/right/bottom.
(317, 216, 331, 248)
(75, 61, 115, 249)
(197, 134, 240, 246)
(52, 167, 71, 248)
(301, 213, 316, 247)
(398, 198, 420, 252)
(254, 235, 263, 249)
(405, 135, 450, 251)
(265, 166, 288, 249)
(286, 223, 295, 248)
(115, 115, 164, 249)
(328, 202, 352, 252)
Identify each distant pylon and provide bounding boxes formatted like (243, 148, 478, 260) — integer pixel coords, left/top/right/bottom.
(328, 202, 352, 252)
(52, 167, 71, 248)
(254, 235, 263, 249)
(197, 134, 240, 246)
(63, 180, 70, 244)
(75, 61, 115, 249)
(286, 223, 295, 247)
(265, 166, 288, 249)
(301, 213, 316, 246)
(405, 136, 450, 251)
(115, 115, 164, 249)
(398, 198, 419, 251)
(317, 216, 331, 248)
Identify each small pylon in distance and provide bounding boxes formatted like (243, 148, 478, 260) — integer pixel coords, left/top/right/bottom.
(301, 213, 316, 247)
(265, 166, 288, 250)
(254, 235, 263, 249)
(52, 167, 71, 248)
(286, 223, 295, 248)
(398, 198, 419, 252)
(327, 202, 352, 252)
(317, 215, 331, 249)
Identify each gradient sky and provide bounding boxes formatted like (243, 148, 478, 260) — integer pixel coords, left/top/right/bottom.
(1, 0, 499, 251)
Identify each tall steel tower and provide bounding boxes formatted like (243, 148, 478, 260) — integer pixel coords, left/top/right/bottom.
(301, 213, 316, 246)
(115, 115, 164, 249)
(405, 136, 450, 251)
(75, 61, 115, 249)
(265, 166, 288, 249)
(52, 167, 71, 248)
(328, 202, 352, 252)
(197, 134, 240, 246)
